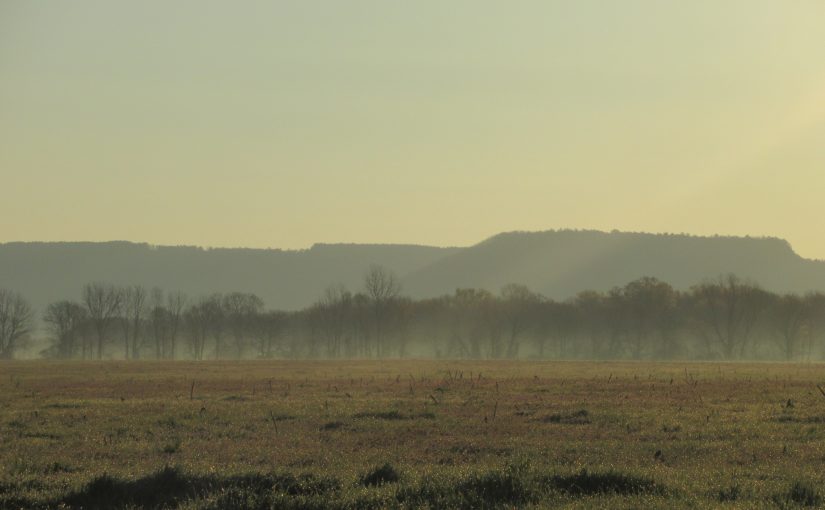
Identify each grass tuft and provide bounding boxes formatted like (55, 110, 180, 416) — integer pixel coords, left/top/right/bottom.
(454, 463, 534, 505)
(353, 410, 404, 420)
(161, 439, 182, 454)
(773, 481, 823, 507)
(717, 484, 741, 502)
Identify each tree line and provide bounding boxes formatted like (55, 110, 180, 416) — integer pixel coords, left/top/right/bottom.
(2, 267, 825, 361)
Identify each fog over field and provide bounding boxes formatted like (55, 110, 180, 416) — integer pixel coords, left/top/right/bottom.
(2, 230, 825, 362)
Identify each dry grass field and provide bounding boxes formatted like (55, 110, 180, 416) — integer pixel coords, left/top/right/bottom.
(2, 360, 825, 509)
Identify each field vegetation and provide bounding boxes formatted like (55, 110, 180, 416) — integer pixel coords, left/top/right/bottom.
(2, 360, 825, 508)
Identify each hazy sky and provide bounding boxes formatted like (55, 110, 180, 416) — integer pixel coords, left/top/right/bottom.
(2, 1, 824, 258)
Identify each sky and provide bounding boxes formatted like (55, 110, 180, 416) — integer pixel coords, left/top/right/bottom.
(2, 1, 824, 258)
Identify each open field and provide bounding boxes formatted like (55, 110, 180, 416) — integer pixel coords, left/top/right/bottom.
(2, 360, 825, 509)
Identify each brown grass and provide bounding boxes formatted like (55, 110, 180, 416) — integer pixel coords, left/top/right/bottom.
(1, 360, 824, 508)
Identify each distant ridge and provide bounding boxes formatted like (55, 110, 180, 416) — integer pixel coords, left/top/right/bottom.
(403, 230, 821, 299)
(2, 230, 824, 314)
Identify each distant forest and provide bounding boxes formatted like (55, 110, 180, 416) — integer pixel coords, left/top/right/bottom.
(2, 267, 824, 361)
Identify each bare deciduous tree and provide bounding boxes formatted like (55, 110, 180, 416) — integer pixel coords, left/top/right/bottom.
(43, 301, 87, 359)
(120, 285, 147, 359)
(622, 277, 678, 359)
(312, 285, 352, 358)
(82, 283, 123, 360)
(767, 293, 808, 361)
(223, 292, 264, 358)
(500, 283, 538, 359)
(364, 265, 401, 358)
(184, 296, 216, 360)
(690, 274, 767, 360)
(0, 289, 33, 359)
(165, 291, 186, 359)
(148, 288, 187, 360)
(205, 294, 226, 358)
(149, 288, 167, 360)
(254, 310, 286, 358)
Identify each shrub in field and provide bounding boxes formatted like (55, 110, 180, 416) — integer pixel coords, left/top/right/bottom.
(454, 463, 535, 506)
(545, 469, 665, 496)
(360, 463, 400, 486)
(63, 466, 196, 509)
(396, 463, 537, 508)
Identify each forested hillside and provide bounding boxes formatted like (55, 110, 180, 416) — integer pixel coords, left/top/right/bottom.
(2, 230, 824, 317)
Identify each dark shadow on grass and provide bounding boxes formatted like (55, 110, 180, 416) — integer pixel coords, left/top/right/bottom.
(540, 409, 591, 425)
(352, 410, 435, 420)
(59, 466, 340, 510)
(546, 469, 665, 496)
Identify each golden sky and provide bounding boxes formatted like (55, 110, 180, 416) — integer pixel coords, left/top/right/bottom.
(2, 1, 824, 258)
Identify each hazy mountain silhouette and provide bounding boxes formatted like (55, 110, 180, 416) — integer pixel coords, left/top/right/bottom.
(0, 242, 458, 314)
(403, 230, 825, 299)
(2, 230, 824, 314)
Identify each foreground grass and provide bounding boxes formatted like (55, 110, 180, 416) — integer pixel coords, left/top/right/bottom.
(39, 463, 667, 509)
(1, 360, 825, 508)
